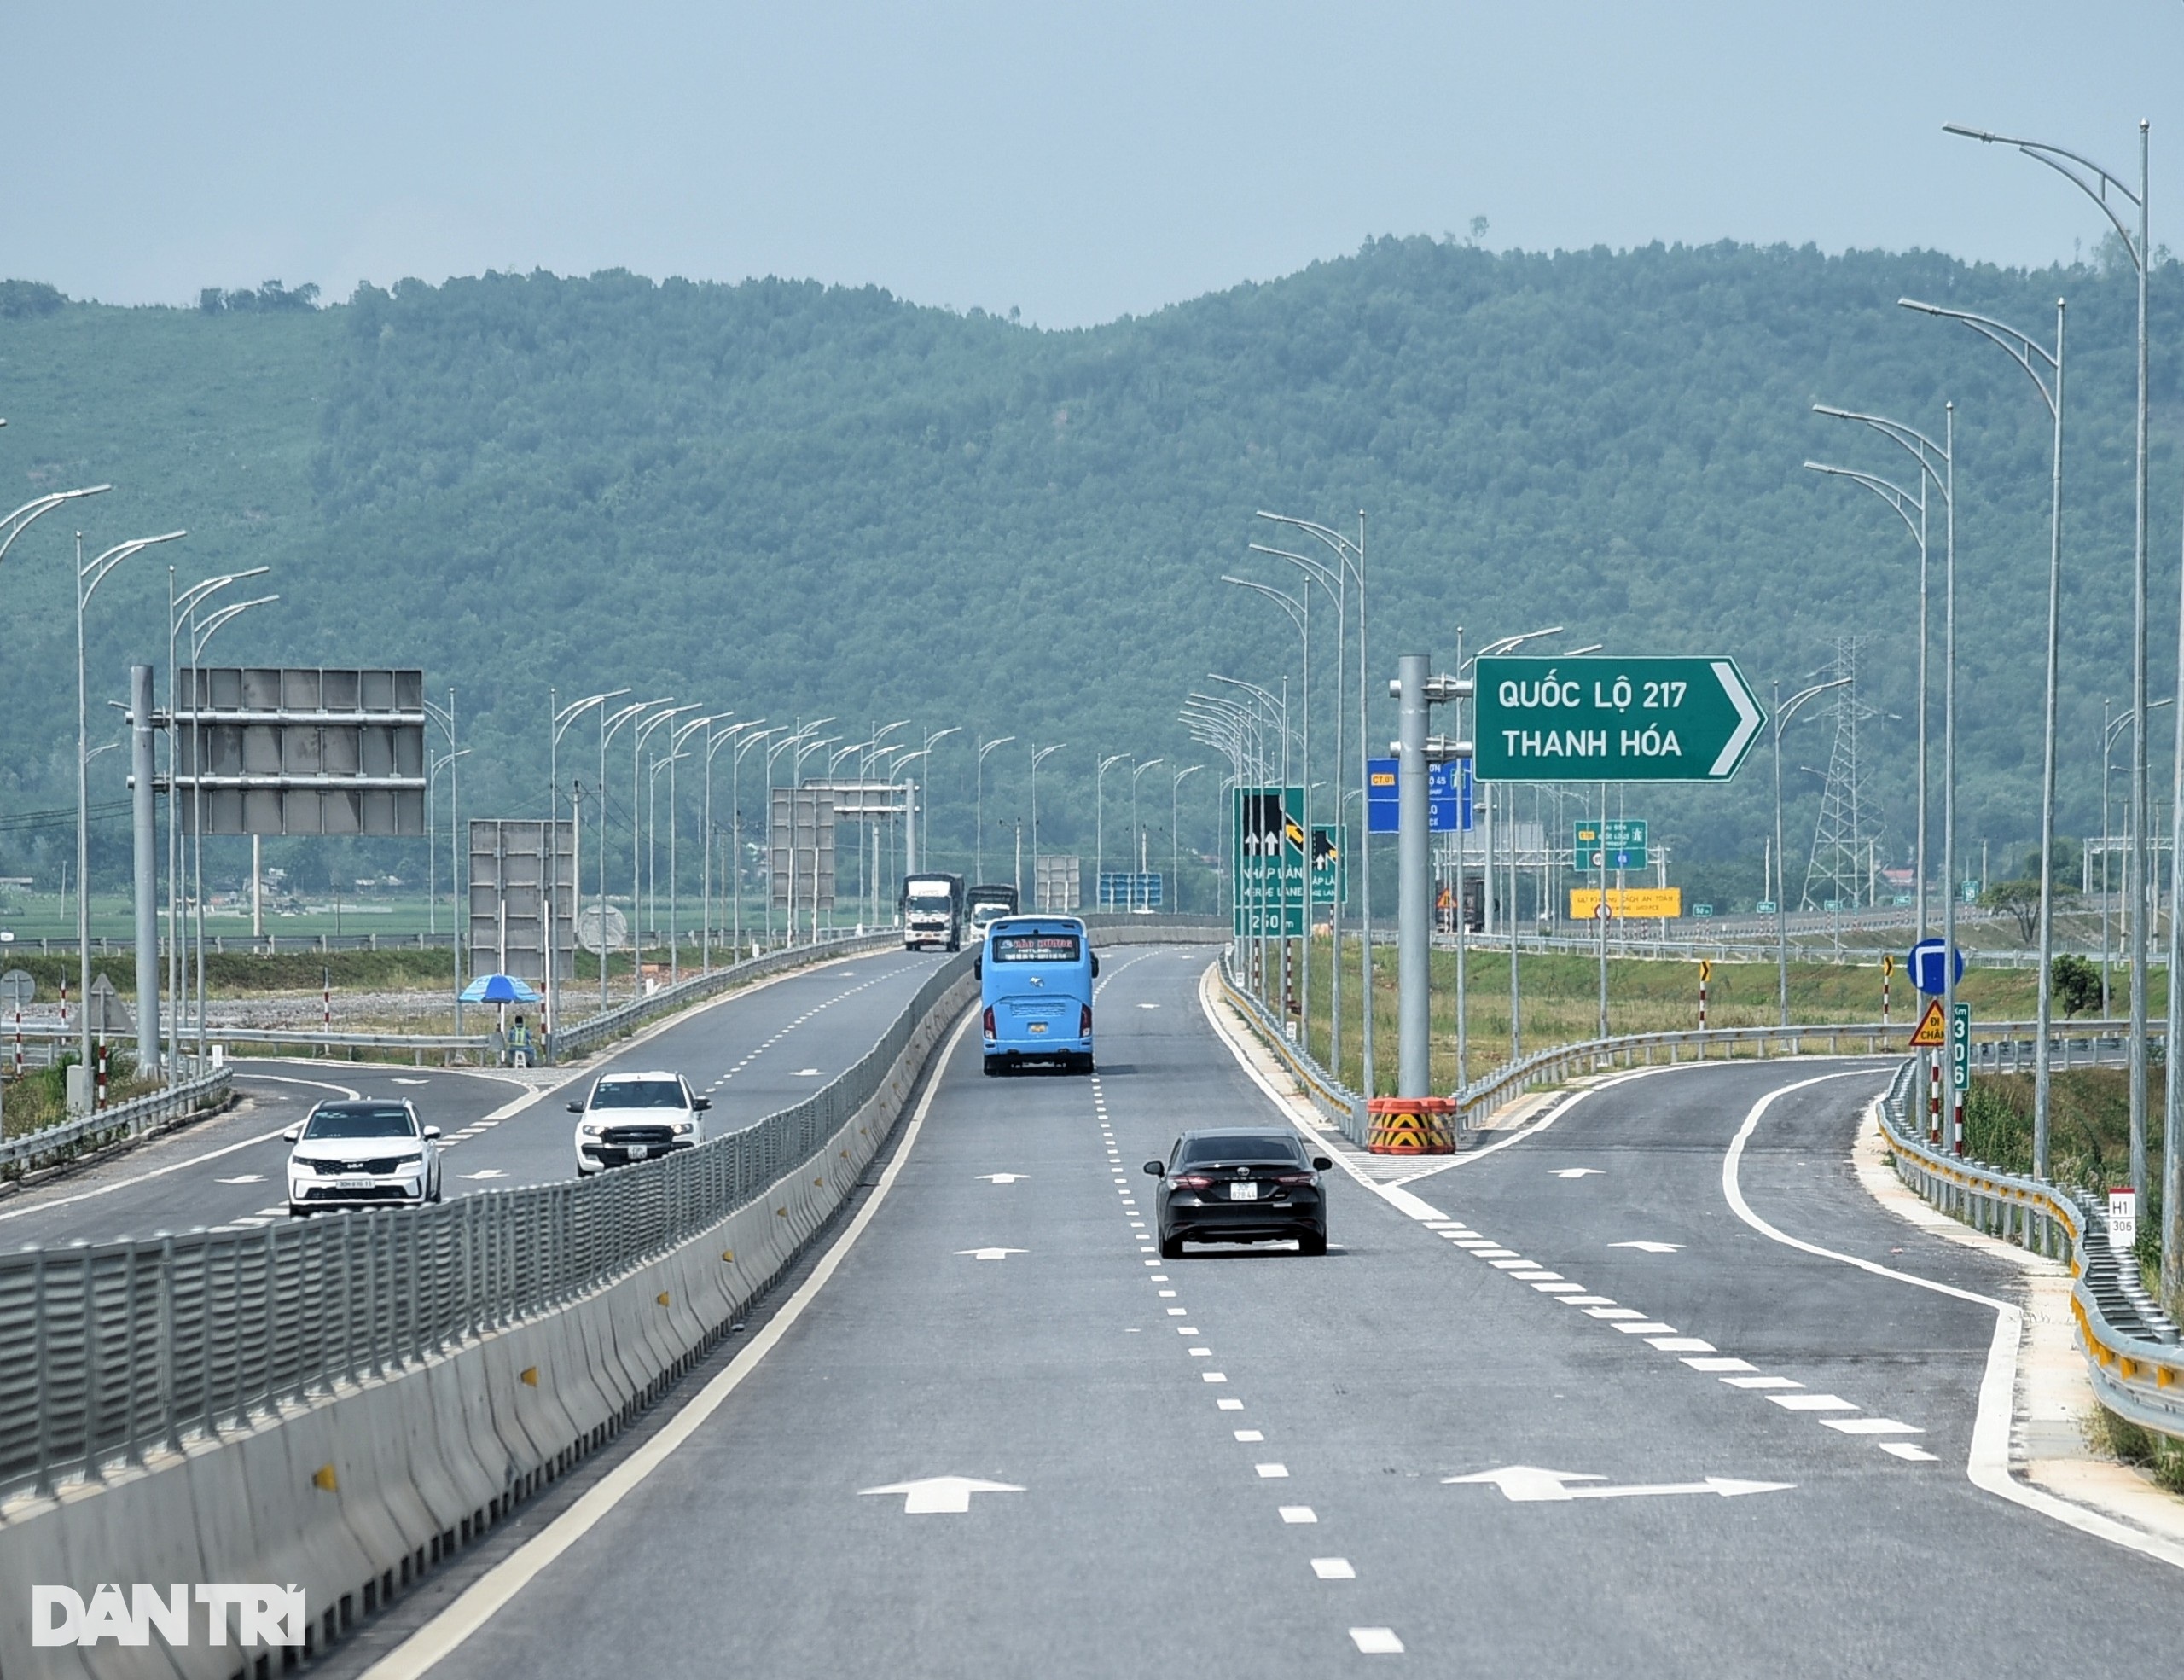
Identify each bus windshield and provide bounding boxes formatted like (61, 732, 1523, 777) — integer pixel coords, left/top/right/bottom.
(990, 933, 1082, 963)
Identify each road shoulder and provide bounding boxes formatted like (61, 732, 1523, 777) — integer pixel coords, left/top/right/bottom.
(1850, 1096, 2184, 1548)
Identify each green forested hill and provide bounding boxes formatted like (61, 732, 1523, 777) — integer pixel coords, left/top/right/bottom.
(1, 240, 2177, 905)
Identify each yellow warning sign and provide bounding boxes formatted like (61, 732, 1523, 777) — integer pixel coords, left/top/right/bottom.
(1882, 952, 1896, 978)
(1908, 997, 1947, 1049)
(1570, 887, 1684, 919)
(1698, 959, 1713, 983)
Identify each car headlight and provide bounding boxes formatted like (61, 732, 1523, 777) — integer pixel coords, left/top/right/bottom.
(672, 1119, 695, 1133)
(579, 1122, 602, 1136)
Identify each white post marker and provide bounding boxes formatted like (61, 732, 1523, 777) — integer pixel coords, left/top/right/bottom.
(1445, 1465, 1792, 1503)
(859, 1476, 1025, 1515)
(2108, 1187, 2139, 1253)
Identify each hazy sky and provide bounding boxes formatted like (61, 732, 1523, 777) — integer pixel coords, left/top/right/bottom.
(14, 2, 2184, 325)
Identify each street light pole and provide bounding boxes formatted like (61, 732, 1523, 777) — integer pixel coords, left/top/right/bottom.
(1803, 462, 1929, 950)
(1949, 119, 2154, 1195)
(551, 688, 629, 1042)
(666, 714, 720, 984)
(183, 590, 272, 1069)
(976, 736, 1014, 885)
(1030, 744, 1066, 909)
(701, 719, 755, 973)
(599, 698, 665, 1008)
(920, 727, 961, 870)
(76, 528, 186, 1081)
(1130, 758, 1164, 910)
(1258, 509, 1369, 1097)
(1096, 754, 1128, 906)
(1171, 765, 1200, 913)
(1902, 295, 2066, 1177)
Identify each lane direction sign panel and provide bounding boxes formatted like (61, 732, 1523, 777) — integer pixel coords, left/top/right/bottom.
(1473, 658, 1765, 782)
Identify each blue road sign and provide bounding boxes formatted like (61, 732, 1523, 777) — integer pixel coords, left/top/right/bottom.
(1366, 758, 1472, 834)
(1909, 939, 1965, 997)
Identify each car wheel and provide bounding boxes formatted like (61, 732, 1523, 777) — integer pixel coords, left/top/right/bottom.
(1298, 1228, 1328, 1257)
(288, 1204, 308, 1218)
(1159, 1233, 1184, 1259)
(982, 1057, 999, 1077)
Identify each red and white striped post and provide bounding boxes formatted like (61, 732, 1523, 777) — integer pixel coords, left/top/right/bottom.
(1928, 1054, 1943, 1146)
(1881, 953, 1893, 1028)
(1697, 958, 1711, 1032)
(322, 967, 332, 1057)
(95, 1035, 107, 1110)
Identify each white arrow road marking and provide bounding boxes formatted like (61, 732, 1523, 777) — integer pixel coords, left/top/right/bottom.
(1609, 1241, 1683, 1253)
(462, 1169, 508, 1180)
(1711, 659, 1764, 776)
(956, 1247, 1026, 1261)
(1551, 1168, 1604, 1179)
(859, 1475, 1025, 1514)
(1445, 1465, 1793, 1503)
(216, 1174, 266, 1184)
(976, 1173, 1031, 1183)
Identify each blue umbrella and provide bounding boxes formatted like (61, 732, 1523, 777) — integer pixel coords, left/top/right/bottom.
(461, 974, 541, 1004)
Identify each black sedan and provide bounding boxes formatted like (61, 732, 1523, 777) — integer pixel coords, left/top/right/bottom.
(1144, 1127, 1333, 1257)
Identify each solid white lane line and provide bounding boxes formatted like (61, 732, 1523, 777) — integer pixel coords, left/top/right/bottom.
(359, 1005, 980, 1680)
(1723, 1067, 2184, 1571)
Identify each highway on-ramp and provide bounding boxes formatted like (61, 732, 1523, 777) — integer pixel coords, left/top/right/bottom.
(0, 950, 939, 1249)
(354, 945, 2184, 1678)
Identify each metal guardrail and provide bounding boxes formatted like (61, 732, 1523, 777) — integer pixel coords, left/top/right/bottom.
(1872, 1060, 2184, 1445)
(0, 950, 973, 1500)
(0, 1067, 233, 1178)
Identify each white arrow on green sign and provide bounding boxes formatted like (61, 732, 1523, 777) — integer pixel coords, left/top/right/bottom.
(1473, 657, 1766, 782)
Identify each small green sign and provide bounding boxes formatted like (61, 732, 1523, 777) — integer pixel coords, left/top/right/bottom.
(1950, 1003, 1971, 1092)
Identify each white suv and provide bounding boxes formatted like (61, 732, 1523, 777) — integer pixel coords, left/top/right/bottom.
(570, 1070, 709, 1175)
(285, 1100, 442, 1215)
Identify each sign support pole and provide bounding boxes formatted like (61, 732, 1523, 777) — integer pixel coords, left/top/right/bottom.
(1396, 654, 1432, 1096)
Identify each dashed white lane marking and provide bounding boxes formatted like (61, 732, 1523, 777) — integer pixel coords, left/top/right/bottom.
(1350, 1627, 1404, 1654)
(1610, 1322, 1680, 1334)
(1311, 1558, 1356, 1579)
(1278, 1506, 1316, 1523)
(1723, 1376, 1803, 1390)
(216, 1174, 265, 1184)
(1822, 1417, 1923, 1435)
(1609, 1240, 1685, 1253)
(1234, 1429, 1264, 1442)
(1550, 1167, 1604, 1178)
(978, 1173, 1031, 1183)
(1584, 1308, 1647, 1321)
(1647, 1337, 1716, 1352)
(1255, 1463, 1289, 1479)
(1202, 1372, 1228, 1383)
(956, 1247, 1026, 1262)
(1880, 1442, 1942, 1462)
(1217, 1398, 1244, 1411)
(1188, 1348, 1213, 1357)
(1768, 1393, 1858, 1411)
(1684, 1357, 1757, 1373)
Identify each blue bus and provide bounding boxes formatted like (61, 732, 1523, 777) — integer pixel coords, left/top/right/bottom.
(977, 915, 1098, 1075)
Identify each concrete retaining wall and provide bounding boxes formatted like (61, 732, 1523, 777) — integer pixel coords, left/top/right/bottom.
(0, 970, 978, 1680)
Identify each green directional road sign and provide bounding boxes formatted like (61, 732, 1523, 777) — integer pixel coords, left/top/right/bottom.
(1571, 817, 1647, 871)
(1310, 823, 1346, 906)
(1233, 786, 1306, 938)
(1474, 657, 1767, 782)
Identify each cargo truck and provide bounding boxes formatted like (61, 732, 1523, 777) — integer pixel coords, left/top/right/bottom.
(900, 871, 965, 950)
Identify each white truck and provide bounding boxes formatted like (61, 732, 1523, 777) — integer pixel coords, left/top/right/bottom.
(900, 871, 965, 951)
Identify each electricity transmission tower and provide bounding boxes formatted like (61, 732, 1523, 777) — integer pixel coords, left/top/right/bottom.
(1800, 638, 1881, 910)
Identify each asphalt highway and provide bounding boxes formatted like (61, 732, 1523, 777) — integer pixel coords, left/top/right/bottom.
(0, 949, 939, 1249)
(379, 945, 2184, 1678)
